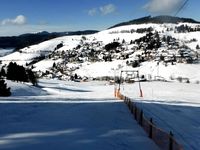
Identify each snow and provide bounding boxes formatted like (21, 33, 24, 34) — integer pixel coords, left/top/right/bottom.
(120, 81, 200, 150)
(0, 79, 160, 150)
(0, 22, 200, 149)
(33, 59, 63, 72)
(0, 48, 14, 57)
(139, 61, 200, 83)
(1, 23, 200, 82)
(75, 60, 125, 78)
(0, 79, 199, 150)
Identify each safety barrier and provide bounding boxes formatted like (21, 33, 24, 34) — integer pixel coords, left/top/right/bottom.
(115, 89, 184, 150)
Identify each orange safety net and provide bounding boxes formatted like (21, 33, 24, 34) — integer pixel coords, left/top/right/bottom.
(115, 90, 184, 150)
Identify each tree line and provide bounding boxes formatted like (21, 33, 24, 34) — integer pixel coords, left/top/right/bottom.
(0, 62, 38, 96)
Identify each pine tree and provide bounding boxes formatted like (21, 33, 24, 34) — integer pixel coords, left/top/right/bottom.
(27, 69, 38, 86)
(7, 62, 17, 81)
(0, 67, 6, 77)
(7, 62, 28, 82)
(0, 79, 11, 96)
(53, 62, 56, 68)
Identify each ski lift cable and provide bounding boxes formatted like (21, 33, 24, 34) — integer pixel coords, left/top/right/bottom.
(174, 0, 189, 16)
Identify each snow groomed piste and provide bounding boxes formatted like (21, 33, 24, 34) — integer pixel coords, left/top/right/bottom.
(1, 78, 199, 150)
(115, 85, 184, 150)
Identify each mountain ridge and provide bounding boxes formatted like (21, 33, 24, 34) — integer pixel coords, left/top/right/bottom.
(1, 16, 200, 82)
(0, 30, 98, 50)
(109, 15, 200, 29)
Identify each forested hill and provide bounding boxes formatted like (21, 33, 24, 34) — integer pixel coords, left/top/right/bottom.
(0, 30, 98, 50)
(109, 15, 200, 29)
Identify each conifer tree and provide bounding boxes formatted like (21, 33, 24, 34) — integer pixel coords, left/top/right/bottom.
(27, 69, 38, 86)
(0, 67, 6, 77)
(0, 79, 11, 96)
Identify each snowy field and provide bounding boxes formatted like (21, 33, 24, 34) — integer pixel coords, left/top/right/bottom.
(0, 79, 160, 150)
(0, 20, 200, 150)
(0, 49, 14, 57)
(1, 23, 200, 82)
(0, 79, 199, 150)
(121, 81, 200, 150)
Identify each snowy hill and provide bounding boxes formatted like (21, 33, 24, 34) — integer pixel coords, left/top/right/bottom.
(1, 16, 200, 150)
(109, 15, 200, 29)
(0, 16, 200, 83)
(0, 30, 98, 50)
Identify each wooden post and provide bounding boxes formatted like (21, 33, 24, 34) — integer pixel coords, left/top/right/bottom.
(140, 110, 143, 126)
(134, 106, 137, 120)
(130, 103, 134, 114)
(128, 100, 131, 109)
(169, 131, 173, 150)
(149, 118, 153, 139)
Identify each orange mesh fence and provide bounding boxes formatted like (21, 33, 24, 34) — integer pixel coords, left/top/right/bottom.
(142, 116, 151, 136)
(115, 90, 184, 150)
(172, 138, 184, 150)
(152, 125, 169, 150)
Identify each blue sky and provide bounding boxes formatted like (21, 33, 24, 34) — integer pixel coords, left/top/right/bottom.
(0, 0, 199, 36)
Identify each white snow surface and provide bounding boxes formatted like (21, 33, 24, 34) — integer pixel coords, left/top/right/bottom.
(120, 81, 200, 150)
(0, 79, 199, 150)
(0, 79, 160, 150)
(0, 23, 200, 149)
(1, 23, 200, 81)
(0, 48, 14, 57)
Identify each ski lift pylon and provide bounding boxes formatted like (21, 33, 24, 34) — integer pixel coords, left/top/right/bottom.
(117, 70, 143, 98)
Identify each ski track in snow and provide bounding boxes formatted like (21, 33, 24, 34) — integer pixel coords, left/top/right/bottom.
(134, 102, 200, 150)
(0, 79, 160, 150)
(0, 79, 200, 150)
(121, 82, 200, 150)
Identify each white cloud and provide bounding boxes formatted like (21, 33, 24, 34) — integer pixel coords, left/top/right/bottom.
(1, 15, 27, 26)
(88, 4, 117, 16)
(144, 0, 184, 14)
(88, 8, 98, 16)
(0, 24, 77, 36)
(99, 4, 117, 15)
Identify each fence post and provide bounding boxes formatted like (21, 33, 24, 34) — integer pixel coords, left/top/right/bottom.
(131, 102, 134, 114)
(128, 100, 131, 109)
(149, 118, 153, 139)
(169, 131, 173, 150)
(130, 103, 133, 114)
(139, 110, 143, 126)
(134, 106, 137, 120)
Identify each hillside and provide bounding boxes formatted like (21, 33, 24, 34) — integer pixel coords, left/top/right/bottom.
(109, 15, 200, 29)
(0, 30, 98, 50)
(0, 16, 200, 83)
(1, 16, 200, 150)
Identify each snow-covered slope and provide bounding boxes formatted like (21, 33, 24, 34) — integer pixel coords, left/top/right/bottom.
(0, 79, 160, 150)
(0, 79, 199, 150)
(0, 22, 200, 82)
(0, 48, 14, 57)
(0, 19, 200, 150)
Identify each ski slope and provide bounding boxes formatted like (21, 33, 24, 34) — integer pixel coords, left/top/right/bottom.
(0, 79, 159, 150)
(0, 22, 200, 150)
(1, 23, 200, 82)
(0, 79, 199, 150)
(121, 81, 200, 150)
